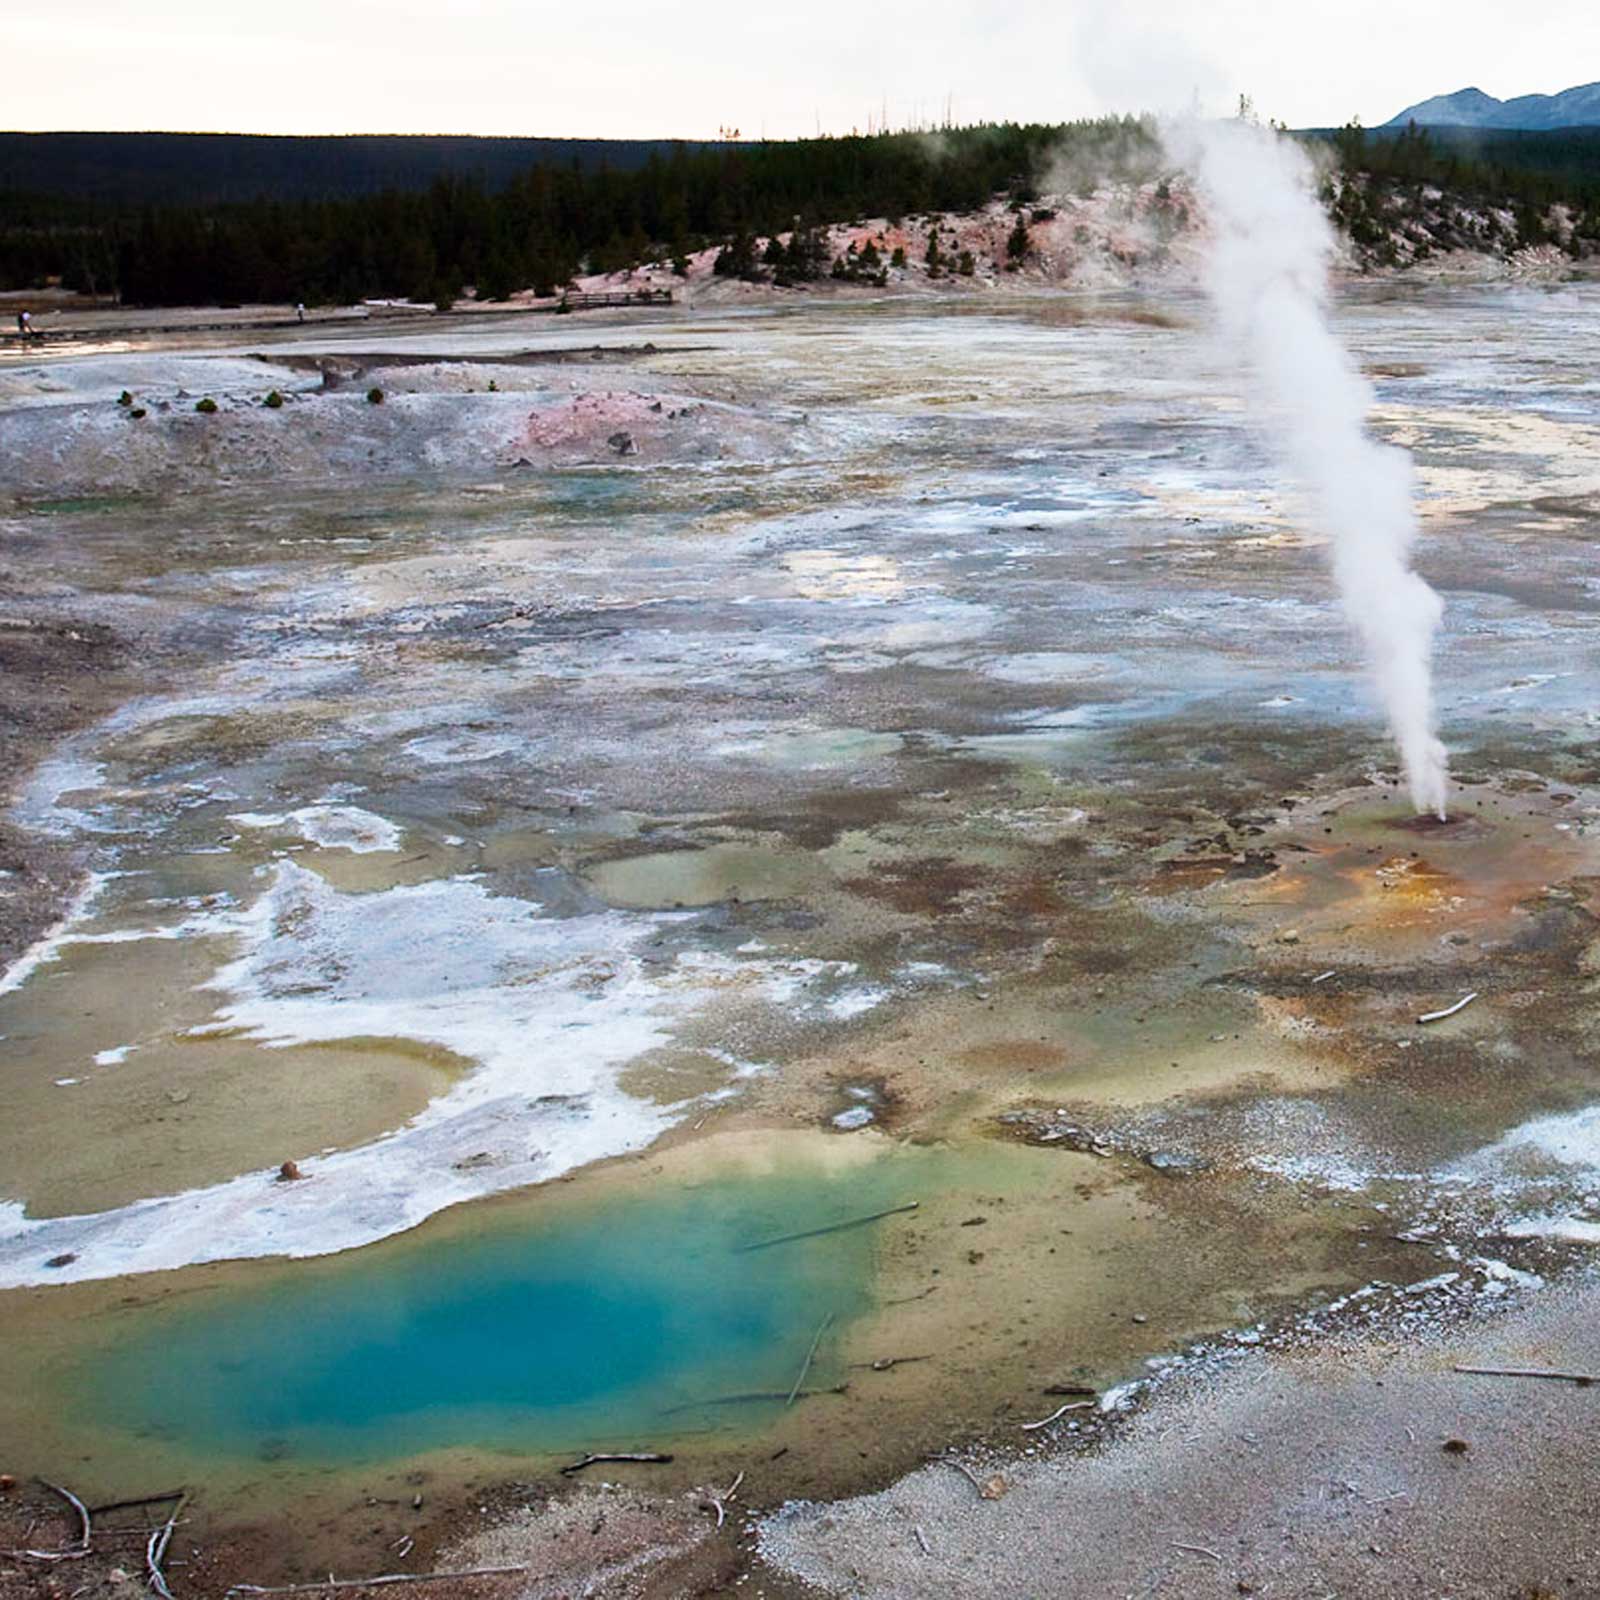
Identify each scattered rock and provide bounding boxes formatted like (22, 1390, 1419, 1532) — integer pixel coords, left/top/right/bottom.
(44, 1253, 76, 1268)
(1145, 1149, 1208, 1176)
(1442, 1437, 1471, 1454)
(607, 430, 639, 456)
(278, 1159, 303, 1182)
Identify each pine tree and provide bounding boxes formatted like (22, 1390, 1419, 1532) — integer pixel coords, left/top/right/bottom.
(1006, 215, 1030, 267)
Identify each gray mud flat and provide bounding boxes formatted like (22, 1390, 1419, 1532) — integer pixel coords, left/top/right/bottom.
(3, 288, 1600, 1593)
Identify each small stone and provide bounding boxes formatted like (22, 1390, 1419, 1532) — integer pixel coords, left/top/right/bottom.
(1442, 1437, 1470, 1455)
(278, 1160, 303, 1182)
(1131, 1313, 1148, 1324)
(1277, 928, 1300, 944)
(0, 1473, 16, 1491)
(44, 1253, 76, 1269)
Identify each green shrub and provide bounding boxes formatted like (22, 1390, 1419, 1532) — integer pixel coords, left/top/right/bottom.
(890, 246, 906, 269)
(263, 390, 284, 408)
(367, 387, 384, 404)
(195, 397, 218, 414)
(957, 249, 976, 276)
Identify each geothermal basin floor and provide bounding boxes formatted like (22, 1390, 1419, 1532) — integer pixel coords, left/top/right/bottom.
(3, 288, 1600, 1593)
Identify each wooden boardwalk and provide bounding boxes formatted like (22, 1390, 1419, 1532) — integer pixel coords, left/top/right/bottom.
(558, 289, 675, 311)
(0, 288, 677, 352)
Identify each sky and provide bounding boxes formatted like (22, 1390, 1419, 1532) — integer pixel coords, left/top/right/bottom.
(10, 0, 1600, 139)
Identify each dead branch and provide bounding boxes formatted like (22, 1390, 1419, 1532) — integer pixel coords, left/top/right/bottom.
(852, 1355, 932, 1372)
(1454, 1363, 1598, 1385)
(1417, 992, 1478, 1025)
(662, 1385, 847, 1413)
(913, 1525, 931, 1556)
(787, 1314, 834, 1407)
(146, 1491, 187, 1600)
(883, 1285, 937, 1306)
(1172, 1542, 1223, 1562)
(701, 1468, 745, 1529)
(1020, 1400, 1096, 1431)
(226, 1567, 527, 1596)
(4, 1481, 94, 1562)
(936, 1455, 1006, 1499)
(40, 1481, 91, 1553)
(938, 1455, 987, 1492)
(85, 1490, 187, 1517)
(739, 1202, 919, 1252)
(558, 1453, 672, 1476)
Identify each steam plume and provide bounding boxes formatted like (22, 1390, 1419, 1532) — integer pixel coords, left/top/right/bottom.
(1169, 117, 1450, 817)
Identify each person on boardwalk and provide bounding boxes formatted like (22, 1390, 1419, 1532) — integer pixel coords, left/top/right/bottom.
(16, 309, 31, 337)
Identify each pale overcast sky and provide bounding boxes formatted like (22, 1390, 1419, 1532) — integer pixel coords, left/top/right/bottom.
(10, 0, 1600, 138)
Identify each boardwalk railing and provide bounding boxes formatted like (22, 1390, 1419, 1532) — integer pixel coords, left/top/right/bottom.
(558, 289, 675, 312)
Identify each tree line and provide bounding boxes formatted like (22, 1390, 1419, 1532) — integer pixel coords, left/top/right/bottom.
(2, 117, 1596, 306)
(0, 119, 1153, 305)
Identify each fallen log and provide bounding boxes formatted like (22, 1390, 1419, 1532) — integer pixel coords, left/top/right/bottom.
(558, 1452, 672, 1476)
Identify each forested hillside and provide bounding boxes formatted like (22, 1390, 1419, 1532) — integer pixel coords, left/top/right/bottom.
(2, 119, 1596, 307)
(0, 132, 718, 205)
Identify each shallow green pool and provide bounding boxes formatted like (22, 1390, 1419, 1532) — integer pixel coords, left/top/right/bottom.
(87, 1162, 894, 1465)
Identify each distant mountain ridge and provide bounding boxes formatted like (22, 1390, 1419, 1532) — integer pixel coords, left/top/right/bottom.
(1384, 81, 1600, 130)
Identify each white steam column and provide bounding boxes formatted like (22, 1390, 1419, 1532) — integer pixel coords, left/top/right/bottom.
(1171, 117, 1450, 819)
